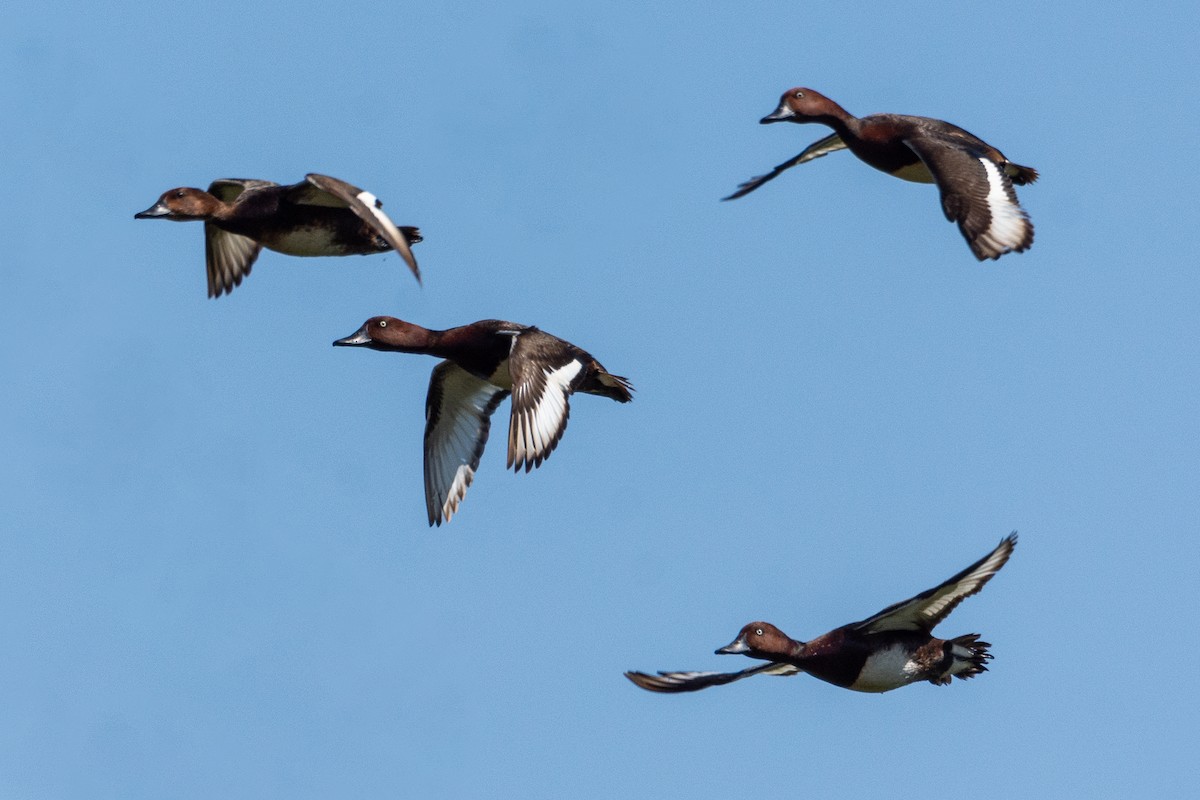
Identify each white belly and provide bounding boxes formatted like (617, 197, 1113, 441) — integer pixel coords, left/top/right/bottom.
(850, 645, 923, 692)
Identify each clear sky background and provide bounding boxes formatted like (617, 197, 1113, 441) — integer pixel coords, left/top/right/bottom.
(4, 1, 1198, 797)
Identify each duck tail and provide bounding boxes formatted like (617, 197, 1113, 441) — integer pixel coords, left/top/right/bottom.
(400, 225, 423, 245)
(933, 633, 993, 685)
(585, 365, 634, 403)
(1006, 163, 1039, 185)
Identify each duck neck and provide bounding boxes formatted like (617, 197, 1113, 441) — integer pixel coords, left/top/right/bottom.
(817, 102, 859, 140)
(204, 194, 248, 230)
(405, 326, 452, 357)
(421, 326, 486, 361)
(368, 324, 449, 356)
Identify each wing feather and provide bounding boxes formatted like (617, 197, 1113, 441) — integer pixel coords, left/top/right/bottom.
(506, 332, 587, 472)
(206, 178, 278, 203)
(722, 133, 847, 201)
(902, 138, 1033, 260)
(625, 662, 801, 693)
(424, 362, 508, 526)
(299, 174, 420, 283)
(204, 223, 262, 298)
(854, 533, 1017, 634)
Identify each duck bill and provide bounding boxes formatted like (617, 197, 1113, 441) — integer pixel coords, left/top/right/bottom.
(332, 326, 373, 347)
(716, 637, 750, 655)
(760, 104, 795, 124)
(134, 201, 170, 219)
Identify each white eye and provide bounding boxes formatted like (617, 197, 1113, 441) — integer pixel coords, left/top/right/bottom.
(793, 91, 804, 99)
(755, 628, 764, 636)
(378, 320, 388, 328)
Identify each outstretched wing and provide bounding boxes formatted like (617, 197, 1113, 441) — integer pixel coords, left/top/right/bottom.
(722, 133, 847, 201)
(424, 361, 509, 526)
(853, 533, 1017, 634)
(506, 331, 589, 473)
(625, 662, 801, 693)
(902, 137, 1033, 260)
(291, 173, 421, 284)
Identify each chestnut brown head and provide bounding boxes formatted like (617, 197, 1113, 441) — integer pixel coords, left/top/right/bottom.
(760, 87, 841, 125)
(332, 316, 434, 352)
(134, 187, 220, 221)
(716, 622, 796, 658)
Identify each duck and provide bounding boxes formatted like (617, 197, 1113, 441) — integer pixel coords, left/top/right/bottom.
(724, 88, 1037, 260)
(626, 532, 1016, 693)
(135, 173, 421, 297)
(333, 316, 633, 526)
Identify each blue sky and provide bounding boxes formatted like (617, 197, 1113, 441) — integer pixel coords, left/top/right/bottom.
(4, 1, 1199, 797)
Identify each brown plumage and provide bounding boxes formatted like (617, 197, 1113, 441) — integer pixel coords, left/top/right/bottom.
(726, 88, 1037, 260)
(334, 316, 632, 525)
(627, 533, 1016, 694)
(136, 173, 421, 297)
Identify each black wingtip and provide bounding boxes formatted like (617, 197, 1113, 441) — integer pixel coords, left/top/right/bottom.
(721, 182, 757, 202)
(624, 671, 655, 691)
(721, 173, 774, 202)
(624, 671, 685, 694)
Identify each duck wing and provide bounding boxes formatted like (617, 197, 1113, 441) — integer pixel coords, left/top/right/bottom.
(722, 133, 847, 201)
(505, 330, 591, 473)
(204, 223, 262, 298)
(902, 136, 1033, 260)
(291, 173, 421, 284)
(853, 533, 1017, 634)
(424, 361, 510, 526)
(199, 180, 279, 298)
(206, 179, 279, 202)
(625, 662, 801, 693)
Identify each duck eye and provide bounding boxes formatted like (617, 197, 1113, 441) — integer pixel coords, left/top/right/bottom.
(755, 628, 764, 636)
(378, 320, 387, 328)
(793, 91, 804, 99)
